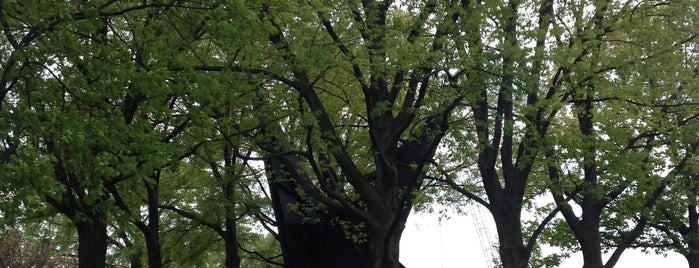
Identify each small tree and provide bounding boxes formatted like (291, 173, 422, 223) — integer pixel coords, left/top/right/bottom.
(0, 228, 77, 268)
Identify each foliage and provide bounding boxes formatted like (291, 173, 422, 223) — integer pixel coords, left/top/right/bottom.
(0, 227, 76, 268)
(1, 0, 698, 267)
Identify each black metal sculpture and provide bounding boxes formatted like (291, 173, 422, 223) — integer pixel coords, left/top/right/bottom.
(266, 153, 372, 268)
(265, 119, 440, 268)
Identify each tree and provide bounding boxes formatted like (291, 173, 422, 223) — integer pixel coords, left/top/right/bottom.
(0, 2, 208, 267)
(158, 108, 283, 268)
(3, 1, 698, 267)
(432, 1, 699, 267)
(635, 137, 699, 268)
(539, 1, 699, 267)
(221, 1, 467, 266)
(606, 30, 699, 267)
(0, 228, 76, 268)
(612, 3, 699, 266)
(431, 0, 599, 266)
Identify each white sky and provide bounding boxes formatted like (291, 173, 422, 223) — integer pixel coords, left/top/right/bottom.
(400, 211, 687, 268)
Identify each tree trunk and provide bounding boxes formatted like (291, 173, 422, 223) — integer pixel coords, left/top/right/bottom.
(685, 205, 699, 268)
(145, 181, 162, 268)
(130, 252, 143, 268)
(143, 229, 161, 268)
(480, 158, 532, 268)
(224, 229, 241, 268)
(579, 232, 604, 268)
(368, 224, 403, 268)
(576, 98, 604, 268)
(577, 209, 604, 268)
(76, 221, 108, 268)
(686, 251, 699, 268)
(493, 206, 529, 268)
(222, 145, 241, 268)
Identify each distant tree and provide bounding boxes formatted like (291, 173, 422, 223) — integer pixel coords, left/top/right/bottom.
(610, 73, 699, 267)
(0, 228, 76, 268)
(634, 153, 699, 268)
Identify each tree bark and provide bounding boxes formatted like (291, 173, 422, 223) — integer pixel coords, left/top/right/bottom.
(575, 93, 604, 268)
(684, 205, 699, 268)
(367, 221, 404, 268)
(223, 227, 241, 268)
(579, 215, 604, 268)
(47, 156, 110, 268)
(145, 180, 162, 268)
(222, 144, 241, 268)
(686, 249, 699, 268)
(76, 221, 108, 268)
(143, 228, 161, 268)
(493, 208, 529, 268)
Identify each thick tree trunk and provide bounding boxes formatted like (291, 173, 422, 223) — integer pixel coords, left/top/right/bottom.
(76, 221, 108, 268)
(143, 229, 161, 268)
(686, 251, 699, 268)
(576, 99, 604, 268)
(493, 207, 529, 268)
(579, 232, 604, 268)
(480, 160, 532, 268)
(264, 115, 432, 268)
(368, 224, 403, 268)
(577, 208, 603, 268)
(222, 151, 241, 268)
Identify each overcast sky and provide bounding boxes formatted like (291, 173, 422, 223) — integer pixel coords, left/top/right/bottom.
(400, 211, 687, 268)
